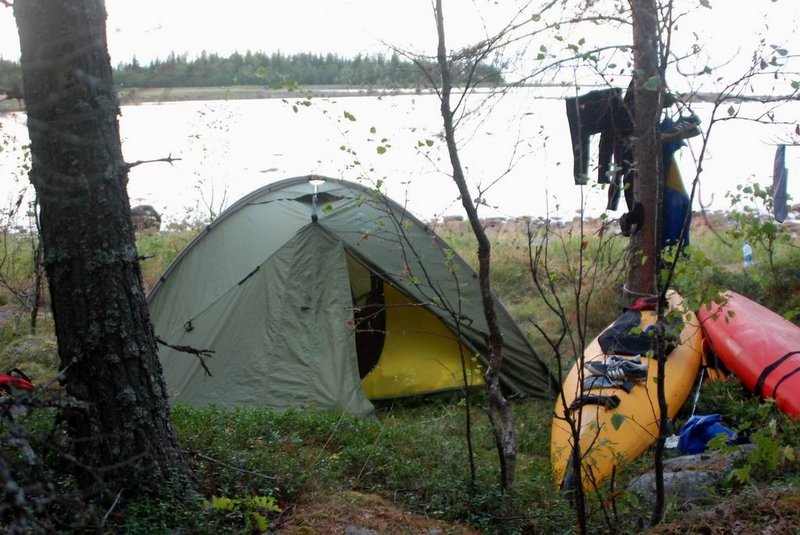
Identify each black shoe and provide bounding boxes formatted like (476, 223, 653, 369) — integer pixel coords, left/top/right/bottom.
(585, 355, 648, 381)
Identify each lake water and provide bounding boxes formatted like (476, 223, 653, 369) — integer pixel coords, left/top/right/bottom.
(1, 87, 798, 225)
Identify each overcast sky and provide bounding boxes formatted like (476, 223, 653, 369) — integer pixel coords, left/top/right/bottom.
(0, 0, 512, 62)
(0, 1, 798, 70)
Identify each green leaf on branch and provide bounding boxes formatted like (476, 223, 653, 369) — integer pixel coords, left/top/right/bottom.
(643, 75, 662, 91)
(611, 413, 626, 430)
(344, 111, 357, 121)
(376, 146, 387, 154)
(699, 0, 711, 8)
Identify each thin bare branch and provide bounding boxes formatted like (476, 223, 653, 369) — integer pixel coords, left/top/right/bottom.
(126, 154, 181, 169)
(101, 490, 124, 529)
(183, 450, 277, 480)
(155, 336, 214, 377)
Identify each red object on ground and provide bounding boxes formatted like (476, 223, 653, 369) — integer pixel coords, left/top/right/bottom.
(699, 291, 800, 419)
(0, 373, 34, 392)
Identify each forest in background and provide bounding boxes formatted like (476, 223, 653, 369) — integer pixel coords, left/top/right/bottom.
(0, 50, 505, 91)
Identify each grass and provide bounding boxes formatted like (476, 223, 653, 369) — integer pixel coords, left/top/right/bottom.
(151, 397, 576, 534)
(2, 214, 800, 533)
(135, 227, 201, 292)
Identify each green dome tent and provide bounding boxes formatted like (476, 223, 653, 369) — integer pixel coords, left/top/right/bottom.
(148, 176, 557, 416)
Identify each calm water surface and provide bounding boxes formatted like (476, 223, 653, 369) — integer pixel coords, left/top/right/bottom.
(1, 88, 798, 225)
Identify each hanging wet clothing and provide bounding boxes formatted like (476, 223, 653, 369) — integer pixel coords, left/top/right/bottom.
(564, 85, 696, 248)
(773, 144, 789, 223)
(564, 83, 635, 208)
(565, 88, 630, 185)
(604, 82, 637, 211)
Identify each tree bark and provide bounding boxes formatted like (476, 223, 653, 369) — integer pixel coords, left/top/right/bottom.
(627, 0, 663, 299)
(628, 0, 669, 526)
(14, 0, 190, 490)
(434, 0, 516, 491)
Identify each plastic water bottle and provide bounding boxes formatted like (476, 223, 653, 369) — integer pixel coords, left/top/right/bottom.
(742, 242, 753, 268)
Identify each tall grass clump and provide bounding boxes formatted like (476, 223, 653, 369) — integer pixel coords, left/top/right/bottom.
(136, 227, 201, 292)
(0, 231, 42, 312)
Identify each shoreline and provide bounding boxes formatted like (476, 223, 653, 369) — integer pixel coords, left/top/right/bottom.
(3, 85, 459, 113)
(116, 85, 442, 105)
(0, 84, 740, 113)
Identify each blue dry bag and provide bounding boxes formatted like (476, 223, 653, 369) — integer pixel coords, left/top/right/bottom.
(677, 414, 736, 455)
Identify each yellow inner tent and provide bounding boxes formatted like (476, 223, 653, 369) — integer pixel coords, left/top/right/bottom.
(348, 256, 485, 399)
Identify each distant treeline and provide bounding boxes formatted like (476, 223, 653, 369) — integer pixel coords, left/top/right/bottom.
(0, 51, 504, 91)
(0, 59, 22, 92)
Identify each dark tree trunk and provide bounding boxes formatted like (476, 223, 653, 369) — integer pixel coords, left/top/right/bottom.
(435, 0, 516, 491)
(627, 0, 663, 299)
(628, 0, 669, 526)
(29, 236, 43, 334)
(13, 0, 190, 490)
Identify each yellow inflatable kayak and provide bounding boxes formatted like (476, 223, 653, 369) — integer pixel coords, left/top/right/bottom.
(551, 291, 703, 489)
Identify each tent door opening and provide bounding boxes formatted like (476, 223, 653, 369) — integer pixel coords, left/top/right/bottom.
(346, 254, 485, 400)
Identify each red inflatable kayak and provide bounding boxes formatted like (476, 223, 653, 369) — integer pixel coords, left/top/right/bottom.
(0, 373, 33, 393)
(698, 292, 800, 419)
(0, 368, 33, 393)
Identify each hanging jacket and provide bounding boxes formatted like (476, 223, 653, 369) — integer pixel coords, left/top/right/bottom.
(604, 81, 637, 211)
(565, 87, 627, 185)
(565, 83, 697, 247)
